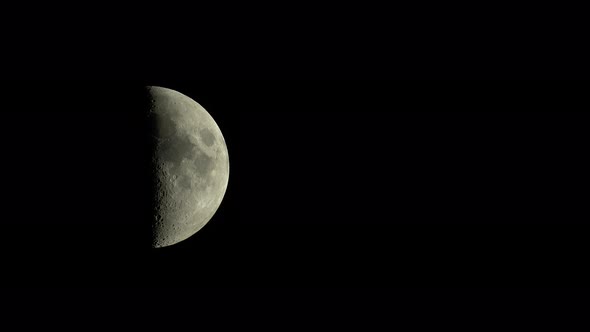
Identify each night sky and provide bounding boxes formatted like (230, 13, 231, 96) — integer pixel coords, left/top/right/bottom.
(0, 81, 588, 289)
(2, 3, 589, 329)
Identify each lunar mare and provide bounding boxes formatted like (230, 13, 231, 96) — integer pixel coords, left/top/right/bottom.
(148, 86, 229, 248)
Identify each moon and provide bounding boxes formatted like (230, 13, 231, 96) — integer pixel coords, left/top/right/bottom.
(147, 86, 229, 248)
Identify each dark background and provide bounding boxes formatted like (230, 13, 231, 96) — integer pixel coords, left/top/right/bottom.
(0, 81, 589, 289)
(1, 2, 589, 327)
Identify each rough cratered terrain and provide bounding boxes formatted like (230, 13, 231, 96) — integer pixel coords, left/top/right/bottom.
(148, 86, 229, 248)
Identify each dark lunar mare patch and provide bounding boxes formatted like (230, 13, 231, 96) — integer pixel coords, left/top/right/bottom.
(157, 135, 197, 164)
(178, 174, 193, 190)
(155, 111, 178, 138)
(200, 128, 216, 146)
(195, 152, 213, 174)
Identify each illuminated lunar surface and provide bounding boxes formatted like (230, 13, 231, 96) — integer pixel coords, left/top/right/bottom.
(148, 86, 229, 248)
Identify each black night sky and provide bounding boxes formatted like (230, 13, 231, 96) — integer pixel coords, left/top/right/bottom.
(3, 1, 590, 327)
(0, 81, 589, 290)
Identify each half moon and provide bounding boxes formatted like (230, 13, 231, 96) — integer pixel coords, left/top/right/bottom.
(148, 86, 229, 248)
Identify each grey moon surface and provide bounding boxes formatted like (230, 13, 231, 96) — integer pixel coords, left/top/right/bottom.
(148, 86, 229, 248)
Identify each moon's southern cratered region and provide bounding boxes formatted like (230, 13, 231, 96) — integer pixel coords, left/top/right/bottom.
(148, 86, 229, 248)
